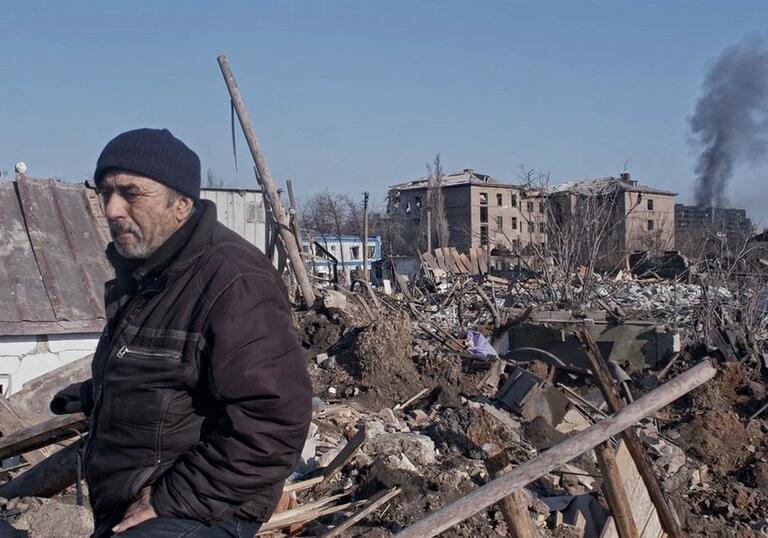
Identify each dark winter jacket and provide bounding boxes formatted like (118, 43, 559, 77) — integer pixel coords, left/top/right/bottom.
(51, 200, 312, 524)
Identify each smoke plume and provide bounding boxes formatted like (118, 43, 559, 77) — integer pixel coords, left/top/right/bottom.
(689, 36, 768, 207)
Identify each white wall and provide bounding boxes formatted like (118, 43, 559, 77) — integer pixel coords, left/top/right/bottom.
(0, 333, 99, 396)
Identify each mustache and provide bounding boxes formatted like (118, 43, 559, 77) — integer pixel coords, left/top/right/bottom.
(108, 219, 143, 239)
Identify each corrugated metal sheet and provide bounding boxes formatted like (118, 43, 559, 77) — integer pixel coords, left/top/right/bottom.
(0, 178, 113, 336)
(200, 188, 268, 251)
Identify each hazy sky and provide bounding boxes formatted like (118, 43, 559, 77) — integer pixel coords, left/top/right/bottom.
(1, 1, 767, 222)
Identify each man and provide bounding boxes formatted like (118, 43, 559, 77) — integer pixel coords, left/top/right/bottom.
(51, 128, 312, 537)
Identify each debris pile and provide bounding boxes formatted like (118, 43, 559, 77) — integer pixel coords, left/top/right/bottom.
(0, 255, 767, 537)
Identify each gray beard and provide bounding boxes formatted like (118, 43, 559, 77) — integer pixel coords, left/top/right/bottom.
(109, 220, 157, 259)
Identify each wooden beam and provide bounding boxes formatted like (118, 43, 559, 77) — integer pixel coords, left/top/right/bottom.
(0, 414, 87, 460)
(0, 397, 48, 464)
(217, 56, 316, 308)
(393, 360, 716, 538)
(484, 449, 538, 538)
(595, 442, 639, 538)
(577, 329, 684, 538)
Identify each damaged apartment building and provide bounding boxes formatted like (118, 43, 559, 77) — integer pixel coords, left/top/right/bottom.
(388, 170, 677, 272)
(550, 173, 677, 270)
(387, 169, 548, 261)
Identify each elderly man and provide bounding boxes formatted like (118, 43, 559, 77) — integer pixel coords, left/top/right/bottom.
(51, 128, 312, 537)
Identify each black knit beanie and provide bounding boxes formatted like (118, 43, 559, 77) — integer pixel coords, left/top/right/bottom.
(94, 128, 201, 199)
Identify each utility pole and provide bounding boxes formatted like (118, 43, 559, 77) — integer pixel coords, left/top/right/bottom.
(362, 192, 369, 281)
(217, 55, 316, 307)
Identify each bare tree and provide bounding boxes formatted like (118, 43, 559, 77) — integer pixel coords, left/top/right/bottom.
(425, 154, 450, 250)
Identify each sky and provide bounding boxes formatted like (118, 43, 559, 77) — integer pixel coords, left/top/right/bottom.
(1, 1, 767, 222)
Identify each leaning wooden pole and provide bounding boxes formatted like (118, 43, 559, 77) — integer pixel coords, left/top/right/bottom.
(394, 360, 716, 538)
(578, 329, 684, 538)
(217, 55, 316, 307)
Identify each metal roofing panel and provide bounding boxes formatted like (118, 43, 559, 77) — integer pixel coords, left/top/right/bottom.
(0, 182, 56, 323)
(16, 178, 113, 322)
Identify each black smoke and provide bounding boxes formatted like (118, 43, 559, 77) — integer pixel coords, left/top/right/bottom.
(689, 36, 768, 207)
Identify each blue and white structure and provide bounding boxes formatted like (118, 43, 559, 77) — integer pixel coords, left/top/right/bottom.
(302, 234, 382, 281)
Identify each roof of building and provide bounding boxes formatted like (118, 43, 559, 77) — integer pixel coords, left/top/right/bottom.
(389, 169, 522, 191)
(550, 175, 676, 196)
(0, 177, 114, 336)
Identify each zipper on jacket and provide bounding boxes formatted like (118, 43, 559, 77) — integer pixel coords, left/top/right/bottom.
(116, 345, 181, 360)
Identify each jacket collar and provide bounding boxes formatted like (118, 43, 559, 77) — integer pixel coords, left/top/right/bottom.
(106, 200, 218, 285)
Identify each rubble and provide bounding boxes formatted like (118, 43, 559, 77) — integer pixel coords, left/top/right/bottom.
(1, 252, 767, 537)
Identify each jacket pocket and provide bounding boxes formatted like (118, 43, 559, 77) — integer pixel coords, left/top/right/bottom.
(105, 347, 182, 429)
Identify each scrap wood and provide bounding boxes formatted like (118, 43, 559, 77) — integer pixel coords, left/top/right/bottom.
(393, 360, 716, 538)
(601, 441, 666, 538)
(0, 398, 49, 465)
(0, 413, 87, 461)
(316, 426, 367, 489)
(483, 446, 539, 538)
(257, 492, 360, 534)
(477, 358, 506, 393)
(394, 387, 430, 411)
(595, 441, 640, 538)
(321, 487, 402, 538)
(577, 329, 684, 538)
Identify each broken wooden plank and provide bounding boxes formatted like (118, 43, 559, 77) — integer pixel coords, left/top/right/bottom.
(484, 447, 539, 538)
(0, 397, 49, 464)
(601, 441, 666, 538)
(393, 360, 716, 538)
(321, 487, 402, 538)
(0, 413, 87, 461)
(577, 329, 684, 538)
(257, 492, 356, 534)
(595, 441, 639, 538)
(9, 355, 92, 425)
(319, 426, 367, 487)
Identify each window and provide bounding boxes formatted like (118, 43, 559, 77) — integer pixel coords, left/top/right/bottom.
(496, 216, 503, 230)
(480, 206, 488, 223)
(539, 222, 546, 234)
(527, 201, 534, 213)
(496, 193, 503, 206)
(541, 242, 546, 251)
(367, 246, 376, 258)
(539, 202, 545, 213)
(350, 246, 360, 259)
(480, 225, 489, 246)
(301, 244, 309, 253)
(479, 192, 488, 205)
(405, 202, 411, 215)
(647, 220, 655, 231)
(511, 194, 517, 208)
(513, 239, 521, 250)
(512, 217, 518, 230)
(528, 221, 534, 233)
(647, 199, 654, 210)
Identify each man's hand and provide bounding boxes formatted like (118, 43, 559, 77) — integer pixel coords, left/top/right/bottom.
(112, 485, 158, 534)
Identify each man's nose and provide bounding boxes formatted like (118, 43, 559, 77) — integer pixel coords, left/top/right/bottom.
(104, 195, 128, 221)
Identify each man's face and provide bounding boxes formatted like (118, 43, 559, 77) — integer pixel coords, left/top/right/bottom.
(99, 171, 190, 259)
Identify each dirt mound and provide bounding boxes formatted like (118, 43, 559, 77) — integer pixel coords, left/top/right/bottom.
(335, 313, 423, 409)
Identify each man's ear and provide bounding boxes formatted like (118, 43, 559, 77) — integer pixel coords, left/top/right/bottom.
(175, 196, 194, 222)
